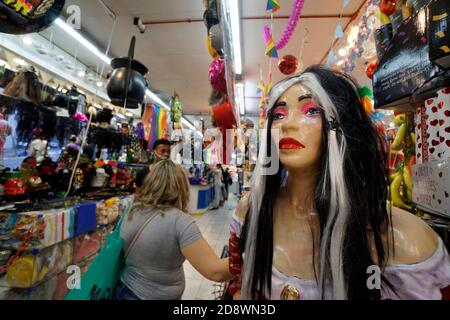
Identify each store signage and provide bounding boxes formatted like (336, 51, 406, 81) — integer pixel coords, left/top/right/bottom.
(0, 0, 65, 34)
(373, 6, 440, 110)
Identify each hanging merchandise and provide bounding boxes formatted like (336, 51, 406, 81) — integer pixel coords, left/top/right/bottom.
(107, 37, 149, 109)
(278, 55, 298, 75)
(266, 0, 281, 13)
(170, 92, 183, 128)
(337, 0, 380, 73)
(209, 24, 224, 57)
(203, 0, 219, 31)
(206, 34, 219, 59)
(3, 65, 41, 106)
(380, 0, 397, 15)
(0, 113, 12, 162)
(263, 0, 306, 51)
(209, 58, 227, 94)
(365, 59, 379, 79)
(141, 104, 169, 151)
(264, 34, 279, 59)
(358, 86, 375, 112)
(0, 0, 65, 35)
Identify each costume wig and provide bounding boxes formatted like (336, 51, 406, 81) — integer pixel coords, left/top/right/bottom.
(239, 65, 391, 300)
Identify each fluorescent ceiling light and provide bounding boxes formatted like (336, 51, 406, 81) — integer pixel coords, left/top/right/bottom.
(13, 58, 27, 65)
(145, 89, 170, 111)
(54, 18, 111, 65)
(229, 0, 242, 75)
(77, 70, 86, 77)
(236, 83, 245, 116)
(338, 48, 346, 57)
(22, 36, 33, 46)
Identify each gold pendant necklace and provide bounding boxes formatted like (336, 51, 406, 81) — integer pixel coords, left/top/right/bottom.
(280, 284, 301, 300)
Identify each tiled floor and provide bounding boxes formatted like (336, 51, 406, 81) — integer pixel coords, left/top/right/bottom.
(181, 195, 238, 300)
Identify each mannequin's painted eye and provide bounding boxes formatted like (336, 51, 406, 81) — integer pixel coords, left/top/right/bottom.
(303, 103, 321, 117)
(273, 107, 287, 120)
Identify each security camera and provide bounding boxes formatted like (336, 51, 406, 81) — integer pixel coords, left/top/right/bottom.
(134, 17, 146, 34)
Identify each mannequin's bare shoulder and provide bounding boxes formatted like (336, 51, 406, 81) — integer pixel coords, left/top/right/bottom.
(235, 192, 250, 222)
(387, 206, 439, 265)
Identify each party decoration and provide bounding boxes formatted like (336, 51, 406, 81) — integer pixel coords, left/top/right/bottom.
(266, 0, 280, 13)
(107, 37, 149, 109)
(209, 24, 223, 54)
(206, 35, 219, 58)
(334, 24, 344, 38)
(326, 51, 335, 67)
(203, 4, 219, 31)
(265, 35, 278, 58)
(278, 55, 298, 75)
(379, 12, 392, 25)
(209, 58, 227, 94)
(141, 104, 169, 150)
(380, 0, 396, 16)
(170, 92, 183, 125)
(358, 86, 374, 113)
(263, 24, 271, 44)
(365, 59, 379, 78)
(265, 0, 306, 51)
(265, 73, 273, 96)
(256, 81, 265, 94)
(337, 2, 379, 73)
(0, 0, 65, 35)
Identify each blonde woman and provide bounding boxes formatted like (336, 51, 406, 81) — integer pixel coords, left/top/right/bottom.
(115, 160, 232, 300)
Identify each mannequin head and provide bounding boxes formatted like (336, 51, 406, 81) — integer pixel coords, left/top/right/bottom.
(271, 83, 323, 173)
(240, 65, 390, 300)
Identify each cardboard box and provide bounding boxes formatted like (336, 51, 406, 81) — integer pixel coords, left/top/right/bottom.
(413, 159, 450, 217)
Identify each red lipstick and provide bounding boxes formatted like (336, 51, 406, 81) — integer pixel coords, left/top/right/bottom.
(279, 137, 305, 150)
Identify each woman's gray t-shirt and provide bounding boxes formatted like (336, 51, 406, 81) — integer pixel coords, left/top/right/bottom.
(119, 207, 201, 299)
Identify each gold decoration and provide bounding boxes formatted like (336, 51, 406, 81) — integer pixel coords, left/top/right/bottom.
(435, 31, 445, 38)
(440, 45, 450, 53)
(433, 13, 448, 21)
(280, 284, 301, 300)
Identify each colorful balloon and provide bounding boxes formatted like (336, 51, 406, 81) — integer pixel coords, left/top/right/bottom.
(206, 35, 219, 59)
(209, 59, 227, 94)
(278, 55, 298, 75)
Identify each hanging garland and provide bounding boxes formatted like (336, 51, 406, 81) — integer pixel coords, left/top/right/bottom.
(263, 0, 306, 50)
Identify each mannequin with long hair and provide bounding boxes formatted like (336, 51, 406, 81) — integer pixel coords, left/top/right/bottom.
(227, 65, 450, 300)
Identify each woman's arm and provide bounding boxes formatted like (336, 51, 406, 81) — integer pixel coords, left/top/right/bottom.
(181, 237, 232, 283)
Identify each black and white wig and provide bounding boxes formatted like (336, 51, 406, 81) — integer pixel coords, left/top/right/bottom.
(240, 65, 392, 300)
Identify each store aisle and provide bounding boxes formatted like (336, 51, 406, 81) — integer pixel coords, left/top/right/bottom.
(182, 195, 238, 300)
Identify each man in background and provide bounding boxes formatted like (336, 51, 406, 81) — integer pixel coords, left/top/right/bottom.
(135, 139, 171, 190)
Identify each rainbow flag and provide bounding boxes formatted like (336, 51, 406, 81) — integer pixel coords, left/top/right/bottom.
(142, 103, 169, 151)
(142, 104, 154, 143)
(265, 36, 278, 58)
(256, 81, 265, 95)
(266, 0, 280, 13)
